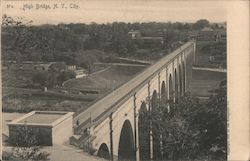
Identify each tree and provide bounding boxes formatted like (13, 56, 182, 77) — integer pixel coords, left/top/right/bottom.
(2, 15, 33, 63)
(6, 125, 50, 161)
(32, 71, 48, 87)
(139, 83, 227, 160)
(195, 81, 227, 159)
(48, 62, 66, 73)
(193, 19, 210, 30)
(57, 70, 76, 85)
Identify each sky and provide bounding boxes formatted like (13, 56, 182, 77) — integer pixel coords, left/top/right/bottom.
(2, 0, 227, 25)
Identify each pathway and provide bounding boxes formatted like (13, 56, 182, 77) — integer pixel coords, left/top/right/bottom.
(193, 67, 227, 73)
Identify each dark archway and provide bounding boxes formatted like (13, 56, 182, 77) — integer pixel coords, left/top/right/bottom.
(183, 62, 186, 93)
(174, 69, 178, 95)
(151, 90, 158, 110)
(118, 120, 135, 161)
(178, 64, 183, 95)
(161, 81, 166, 99)
(97, 143, 110, 160)
(138, 102, 150, 160)
(169, 74, 174, 100)
(150, 90, 161, 160)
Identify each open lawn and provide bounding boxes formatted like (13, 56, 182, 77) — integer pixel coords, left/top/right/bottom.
(2, 96, 90, 114)
(64, 65, 146, 92)
(195, 41, 226, 68)
(189, 69, 226, 97)
(1, 69, 34, 88)
(2, 64, 146, 114)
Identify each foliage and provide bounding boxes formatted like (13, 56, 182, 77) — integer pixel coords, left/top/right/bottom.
(31, 65, 76, 88)
(2, 14, 32, 26)
(48, 62, 66, 72)
(2, 15, 215, 64)
(193, 19, 210, 30)
(139, 83, 227, 160)
(75, 50, 105, 73)
(57, 70, 76, 85)
(7, 125, 50, 161)
(32, 71, 49, 87)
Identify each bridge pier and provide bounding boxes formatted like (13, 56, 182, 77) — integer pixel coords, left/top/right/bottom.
(147, 81, 154, 161)
(109, 113, 114, 161)
(133, 94, 140, 161)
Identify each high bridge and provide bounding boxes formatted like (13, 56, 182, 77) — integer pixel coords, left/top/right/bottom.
(70, 41, 196, 161)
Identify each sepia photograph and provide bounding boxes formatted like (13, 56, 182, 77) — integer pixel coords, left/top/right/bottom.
(0, 0, 249, 161)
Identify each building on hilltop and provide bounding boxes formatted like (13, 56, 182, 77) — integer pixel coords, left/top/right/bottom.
(74, 68, 88, 78)
(128, 30, 141, 39)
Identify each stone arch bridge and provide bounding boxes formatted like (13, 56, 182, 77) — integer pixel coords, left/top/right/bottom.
(71, 41, 196, 161)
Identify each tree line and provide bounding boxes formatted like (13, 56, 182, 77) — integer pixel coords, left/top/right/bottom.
(2, 15, 223, 65)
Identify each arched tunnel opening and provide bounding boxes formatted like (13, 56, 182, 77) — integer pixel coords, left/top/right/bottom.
(183, 62, 186, 93)
(169, 74, 174, 100)
(174, 69, 178, 96)
(179, 64, 183, 94)
(118, 120, 136, 161)
(97, 143, 110, 160)
(151, 90, 158, 110)
(151, 90, 161, 160)
(138, 102, 150, 160)
(161, 81, 166, 99)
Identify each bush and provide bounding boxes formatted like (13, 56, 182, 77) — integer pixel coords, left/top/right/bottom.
(32, 71, 48, 87)
(7, 126, 50, 161)
(57, 70, 76, 85)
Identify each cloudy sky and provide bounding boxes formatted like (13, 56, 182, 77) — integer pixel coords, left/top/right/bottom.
(2, 0, 227, 25)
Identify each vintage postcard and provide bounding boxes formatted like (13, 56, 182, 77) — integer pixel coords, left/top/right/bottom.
(0, 0, 249, 161)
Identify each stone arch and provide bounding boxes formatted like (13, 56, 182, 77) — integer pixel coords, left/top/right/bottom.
(161, 81, 166, 99)
(97, 143, 110, 160)
(169, 74, 174, 100)
(151, 90, 158, 110)
(182, 61, 186, 93)
(178, 64, 183, 94)
(150, 90, 161, 159)
(174, 68, 178, 95)
(118, 120, 136, 161)
(138, 102, 150, 160)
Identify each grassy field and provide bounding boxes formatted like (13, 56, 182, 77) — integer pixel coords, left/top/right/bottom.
(189, 69, 226, 97)
(2, 64, 146, 113)
(195, 41, 226, 68)
(64, 65, 146, 92)
(1, 69, 34, 88)
(2, 95, 91, 113)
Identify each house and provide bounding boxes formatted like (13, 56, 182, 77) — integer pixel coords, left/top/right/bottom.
(67, 65, 76, 70)
(128, 30, 141, 39)
(75, 68, 88, 78)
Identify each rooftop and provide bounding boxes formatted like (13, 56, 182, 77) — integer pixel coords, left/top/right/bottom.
(18, 113, 63, 124)
(8, 111, 74, 126)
